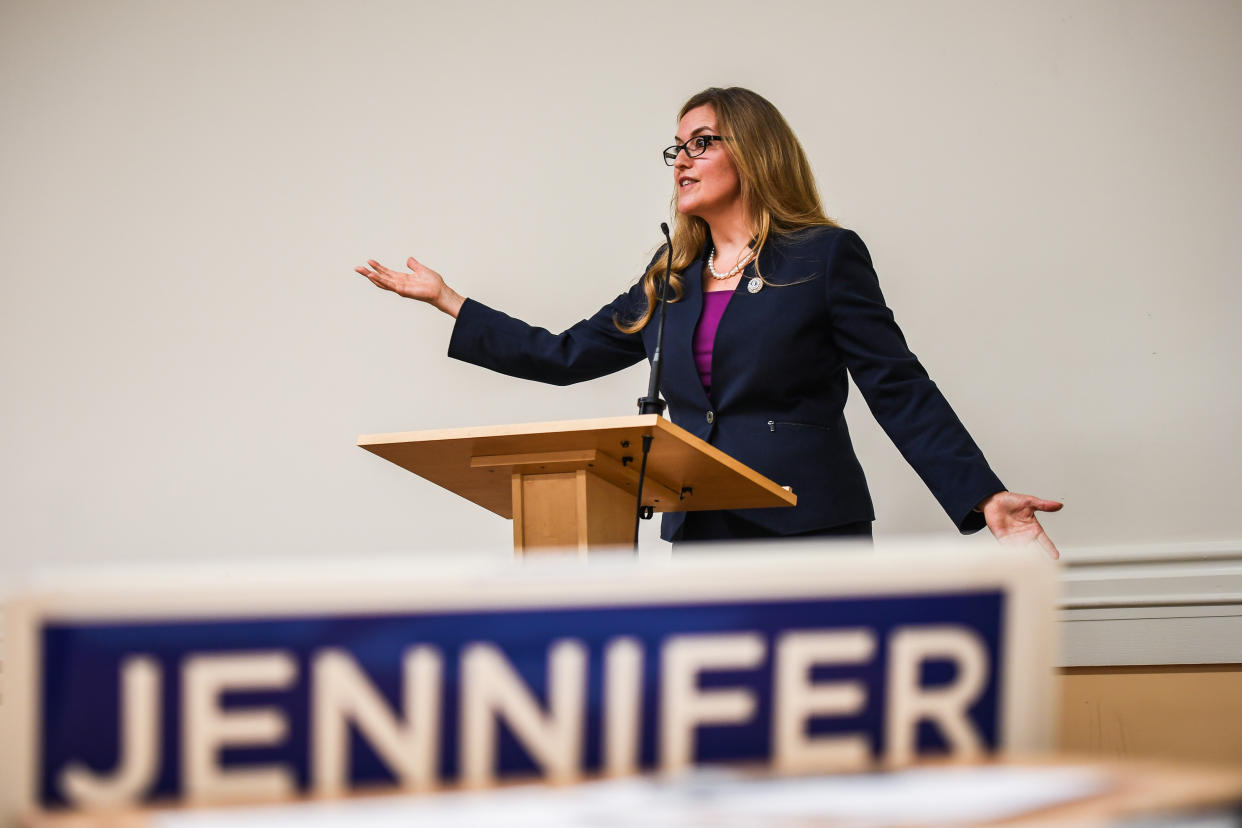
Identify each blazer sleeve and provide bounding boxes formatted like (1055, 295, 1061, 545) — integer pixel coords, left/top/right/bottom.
(446, 284, 649, 386)
(825, 229, 1004, 533)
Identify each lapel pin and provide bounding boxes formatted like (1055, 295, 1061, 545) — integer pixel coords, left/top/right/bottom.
(747, 276, 763, 294)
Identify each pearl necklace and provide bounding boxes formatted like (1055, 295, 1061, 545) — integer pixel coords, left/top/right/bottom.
(707, 247, 754, 280)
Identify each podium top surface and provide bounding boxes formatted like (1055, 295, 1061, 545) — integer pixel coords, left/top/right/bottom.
(357, 415, 796, 519)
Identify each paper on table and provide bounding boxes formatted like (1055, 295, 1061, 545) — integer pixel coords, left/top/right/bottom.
(151, 765, 1114, 828)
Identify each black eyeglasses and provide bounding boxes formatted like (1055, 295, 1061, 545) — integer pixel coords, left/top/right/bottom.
(663, 135, 727, 166)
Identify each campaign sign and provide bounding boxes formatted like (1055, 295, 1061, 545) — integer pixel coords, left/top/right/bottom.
(1, 547, 1056, 816)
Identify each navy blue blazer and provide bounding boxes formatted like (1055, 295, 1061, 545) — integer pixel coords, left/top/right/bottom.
(447, 226, 1004, 541)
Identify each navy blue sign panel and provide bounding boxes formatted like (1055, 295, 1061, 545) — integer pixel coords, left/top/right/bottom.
(40, 591, 1003, 807)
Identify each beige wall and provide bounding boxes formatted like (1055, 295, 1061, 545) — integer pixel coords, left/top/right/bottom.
(1, 0, 1240, 573)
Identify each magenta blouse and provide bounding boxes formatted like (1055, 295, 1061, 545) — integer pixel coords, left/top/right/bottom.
(692, 290, 734, 396)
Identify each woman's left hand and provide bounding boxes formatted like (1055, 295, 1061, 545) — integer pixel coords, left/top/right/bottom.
(977, 491, 1063, 560)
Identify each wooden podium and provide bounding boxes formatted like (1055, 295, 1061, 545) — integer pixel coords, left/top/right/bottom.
(357, 415, 796, 555)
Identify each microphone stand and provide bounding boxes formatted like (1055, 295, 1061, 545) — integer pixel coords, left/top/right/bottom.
(633, 223, 674, 550)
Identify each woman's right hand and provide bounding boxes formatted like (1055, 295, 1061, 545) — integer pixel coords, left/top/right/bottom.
(354, 256, 465, 318)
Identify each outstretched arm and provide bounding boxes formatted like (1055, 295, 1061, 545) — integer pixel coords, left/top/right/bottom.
(357, 253, 650, 386)
(824, 230, 1063, 557)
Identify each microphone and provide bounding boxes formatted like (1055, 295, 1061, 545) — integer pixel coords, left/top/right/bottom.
(636, 222, 673, 416)
(634, 223, 674, 549)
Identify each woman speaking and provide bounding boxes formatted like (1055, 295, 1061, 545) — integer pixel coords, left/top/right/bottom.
(355, 87, 1062, 557)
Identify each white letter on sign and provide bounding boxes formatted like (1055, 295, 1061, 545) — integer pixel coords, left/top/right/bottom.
(773, 629, 875, 772)
(603, 637, 643, 776)
(311, 646, 443, 794)
(182, 651, 297, 802)
(660, 633, 765, 773)
(59, 655, 161, 806)
(885, 625, 988, 765)
(460, 639, 586, 787)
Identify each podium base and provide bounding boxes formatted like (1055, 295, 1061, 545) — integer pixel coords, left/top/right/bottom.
(511, 468, 634, 555)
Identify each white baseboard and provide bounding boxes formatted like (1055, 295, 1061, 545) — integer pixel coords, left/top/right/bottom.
(1059, 541, 1242, 667)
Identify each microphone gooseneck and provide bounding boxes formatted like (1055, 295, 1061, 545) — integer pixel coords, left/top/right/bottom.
(634, 223, 674, 549)
(636, 223, 673, 416)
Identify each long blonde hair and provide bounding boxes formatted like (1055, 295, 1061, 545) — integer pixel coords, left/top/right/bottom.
(617, 87, 838, 333)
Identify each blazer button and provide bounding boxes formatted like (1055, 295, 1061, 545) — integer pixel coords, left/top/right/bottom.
(705, 410, 715, 424)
